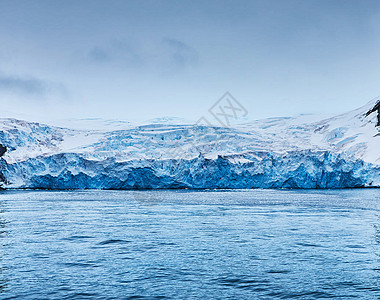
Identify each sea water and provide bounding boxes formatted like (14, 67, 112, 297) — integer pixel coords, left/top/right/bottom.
(0, 189, 379, 299)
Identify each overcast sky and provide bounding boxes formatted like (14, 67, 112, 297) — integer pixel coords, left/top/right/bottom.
(1, 0, 380, 123)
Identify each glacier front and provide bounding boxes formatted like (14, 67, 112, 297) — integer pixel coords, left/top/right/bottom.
(0, 99, 379, 189)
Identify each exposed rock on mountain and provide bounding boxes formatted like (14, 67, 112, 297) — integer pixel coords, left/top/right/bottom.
(0, 144, 6, 157)
(365, 100, 380, 127)
(0, 143, 7, 188)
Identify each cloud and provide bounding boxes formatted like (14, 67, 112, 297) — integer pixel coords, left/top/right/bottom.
(0, 74, 68, 98)
(85, 38, 199, 72)
(88, 47, 110, 62)
(162, 38, 199, 69)
(87, 40, 142, 67)
(0, 75, 47, 95)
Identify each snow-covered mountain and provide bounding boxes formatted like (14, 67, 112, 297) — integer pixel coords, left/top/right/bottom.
(0, 99, 379, 189)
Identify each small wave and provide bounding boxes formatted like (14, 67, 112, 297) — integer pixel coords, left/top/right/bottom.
(126, 296, 166, 300)
(266, 269, 291, 274)
(62, 235, 94, 241)
(62, 262, 98, 268)
(216, 276, 270, 289)
(63, 292, 99, 299)
(98, 239, 130, 245)
(296, 242, 324, 248)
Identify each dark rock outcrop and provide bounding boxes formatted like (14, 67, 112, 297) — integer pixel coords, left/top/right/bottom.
(365, 100, 380, 127)
(0, 143, 6, 189)
(0, 144, 6, 157)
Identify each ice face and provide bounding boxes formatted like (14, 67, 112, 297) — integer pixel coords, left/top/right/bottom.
(0, 99, 379, 189)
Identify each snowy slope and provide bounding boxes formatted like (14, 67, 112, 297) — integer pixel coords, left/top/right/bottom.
(311, 100, 380, 164)
(0, 99, 379, 189)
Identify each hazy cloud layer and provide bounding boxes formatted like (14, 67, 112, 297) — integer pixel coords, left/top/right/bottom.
(163, 38, 199, 69)
(1, 0, 380, 122)
(0, 74, 68, 99)
(88, 47, 110, 62)
(0, 75, 47, 95)
(86, 40, 142, 68)
(85, 38, 199, 71)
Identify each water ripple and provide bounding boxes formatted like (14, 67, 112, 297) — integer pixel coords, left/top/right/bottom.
(0, 189, 379, 299)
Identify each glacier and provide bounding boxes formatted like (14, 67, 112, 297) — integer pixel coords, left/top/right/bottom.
(0, 99, 379, 189)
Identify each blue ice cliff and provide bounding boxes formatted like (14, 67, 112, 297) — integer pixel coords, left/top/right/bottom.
(0, 99, 379, 189)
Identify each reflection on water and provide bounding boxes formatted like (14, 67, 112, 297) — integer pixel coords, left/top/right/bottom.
(0, 189, 379, 299)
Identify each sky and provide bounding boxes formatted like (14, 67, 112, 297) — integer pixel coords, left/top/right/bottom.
(1, 0, 380, 123)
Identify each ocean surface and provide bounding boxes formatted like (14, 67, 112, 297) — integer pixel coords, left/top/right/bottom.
(0, 189, 380, 299)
